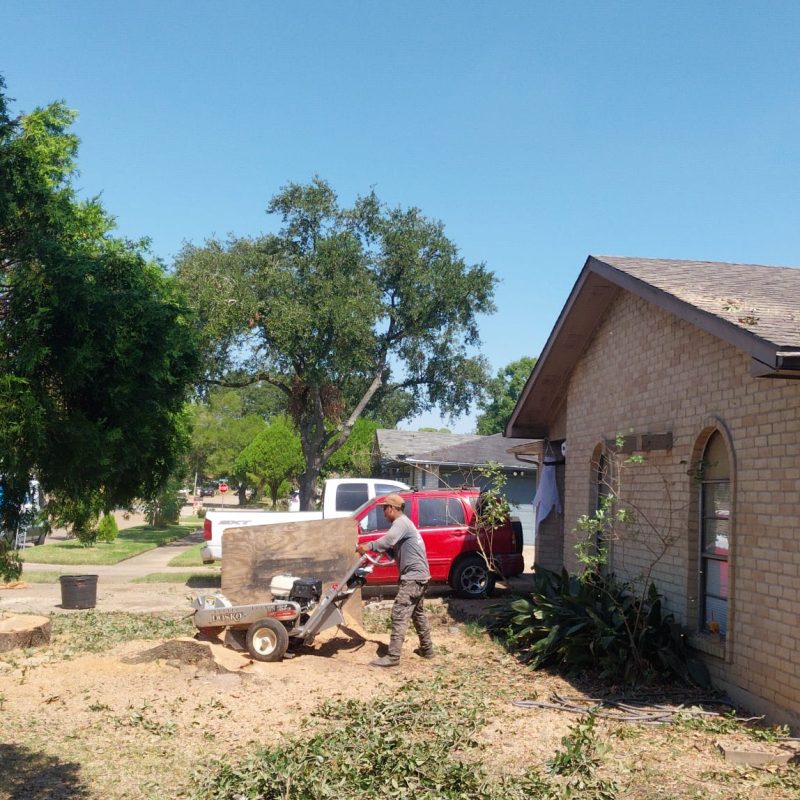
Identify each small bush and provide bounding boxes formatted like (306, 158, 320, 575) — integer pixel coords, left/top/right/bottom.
(0, 538, 22, 582)
(144, 479, 183, 528)
(96, 513, 119, 543)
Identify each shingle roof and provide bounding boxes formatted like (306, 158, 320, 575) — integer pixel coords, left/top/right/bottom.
(376, 430, 481, 461)
(375, 430, 538, 470)
(598, 255, 800, 349)
(407, 433, 537, 470)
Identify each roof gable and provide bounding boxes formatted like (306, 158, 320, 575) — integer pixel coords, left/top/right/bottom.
(507, 255, 800, 438)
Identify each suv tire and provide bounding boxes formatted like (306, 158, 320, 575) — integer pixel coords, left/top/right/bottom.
(450, 555, 496, 599)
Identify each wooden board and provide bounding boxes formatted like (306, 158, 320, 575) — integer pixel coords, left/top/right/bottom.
(221, 517, 362, 624)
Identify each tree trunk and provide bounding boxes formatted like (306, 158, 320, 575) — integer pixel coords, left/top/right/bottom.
(237, 484, 247, 506)
(298, 391, 327, 511)
(299, 460, 321, 511)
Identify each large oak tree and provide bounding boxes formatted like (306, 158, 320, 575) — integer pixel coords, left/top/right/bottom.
(175, 177, 496, 508)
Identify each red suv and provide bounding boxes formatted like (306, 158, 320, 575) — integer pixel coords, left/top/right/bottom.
(352, 487, 524, 598)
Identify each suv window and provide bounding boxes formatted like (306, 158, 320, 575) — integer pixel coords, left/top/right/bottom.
(417, 497, 466, 528)
(336, 483, 369, 512)
(360, 505, 392, 534)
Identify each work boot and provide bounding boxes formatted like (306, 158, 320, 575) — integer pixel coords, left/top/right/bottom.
(413, 647, 435, 659)
(370, 655, 400, 668)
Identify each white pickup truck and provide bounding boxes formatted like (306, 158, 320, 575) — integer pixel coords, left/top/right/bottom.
(200, 477, 409, 563)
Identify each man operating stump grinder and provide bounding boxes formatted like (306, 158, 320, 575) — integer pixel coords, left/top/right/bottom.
(356, 493, 435, 667)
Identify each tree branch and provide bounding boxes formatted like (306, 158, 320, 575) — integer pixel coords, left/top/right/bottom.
(321, 364, 386, 462)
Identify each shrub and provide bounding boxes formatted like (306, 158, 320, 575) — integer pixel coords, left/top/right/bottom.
(144, 478, 183, 527)
(491, 568, 710, 687)
(0, 538, 22, 582)
(96, 513, 119, 543)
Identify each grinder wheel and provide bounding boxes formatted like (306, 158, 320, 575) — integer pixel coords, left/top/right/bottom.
(246, 617, 289, 662)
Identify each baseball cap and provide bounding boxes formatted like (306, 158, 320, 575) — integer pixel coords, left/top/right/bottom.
(380, 493, 405, 510)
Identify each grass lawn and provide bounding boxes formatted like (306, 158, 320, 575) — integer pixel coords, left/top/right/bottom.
(132, 571, 220, 587)
(167, 542, 207, 567)
(20, 522, 198, 566)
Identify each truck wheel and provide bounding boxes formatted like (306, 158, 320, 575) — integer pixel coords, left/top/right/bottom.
(450, 556, 496, 599)
(246, 618, 289, 662)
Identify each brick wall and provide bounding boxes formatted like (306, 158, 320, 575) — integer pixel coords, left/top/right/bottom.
(554, 291, 800, 726)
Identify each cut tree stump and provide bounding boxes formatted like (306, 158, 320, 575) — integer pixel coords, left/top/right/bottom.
(0, 614, 51, 652)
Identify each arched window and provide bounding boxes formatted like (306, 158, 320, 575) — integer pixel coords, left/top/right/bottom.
(699, 432, 730, 636)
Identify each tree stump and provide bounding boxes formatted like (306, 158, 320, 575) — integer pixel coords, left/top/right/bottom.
(0, 614, 51, 652)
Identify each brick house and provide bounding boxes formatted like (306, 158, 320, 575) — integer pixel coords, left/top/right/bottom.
(506, 255, 800, 726)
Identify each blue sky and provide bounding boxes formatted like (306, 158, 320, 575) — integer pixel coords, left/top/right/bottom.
(4, 1, 800, 432)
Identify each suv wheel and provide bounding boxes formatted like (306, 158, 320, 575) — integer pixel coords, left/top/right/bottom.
(450, 555, 496, 599)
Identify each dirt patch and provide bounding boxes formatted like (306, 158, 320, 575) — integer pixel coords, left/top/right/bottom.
(2, 600, 799, 800)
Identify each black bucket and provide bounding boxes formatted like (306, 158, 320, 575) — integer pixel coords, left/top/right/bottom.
(59, 574, 98, 609)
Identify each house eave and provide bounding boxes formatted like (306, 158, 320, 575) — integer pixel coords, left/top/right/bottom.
(507, 255, 800, 437)
(750, 352, 800, 379)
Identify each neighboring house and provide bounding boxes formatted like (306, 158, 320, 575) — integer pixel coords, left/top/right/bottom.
(506, 254, 800, 726)
(373, 429, 538, 543)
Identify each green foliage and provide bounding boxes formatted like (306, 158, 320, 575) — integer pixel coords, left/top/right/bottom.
(50, 612, 193, 656)
(175, 176, 496, 507)
(0, 77, 200, 530)
(0, 538, 22, 582)
(186, 386, 272, 496)
(475, 461, 511, 530)
(192, 676, 616, 800)
(234, 415, 304, 506)
(476, 356, 537, 435)
(96, 512, 119, 544)
(48, 493, 104, 546)
(492, 568, 710, 687)
(144, 477, 183, 527)
(323, 417, 379, 477)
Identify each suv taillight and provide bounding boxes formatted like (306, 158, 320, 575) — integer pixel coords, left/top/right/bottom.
(203, 518, 212, 541)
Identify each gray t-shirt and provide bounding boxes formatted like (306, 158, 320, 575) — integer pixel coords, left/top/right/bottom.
(368, 514, 430, 582)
